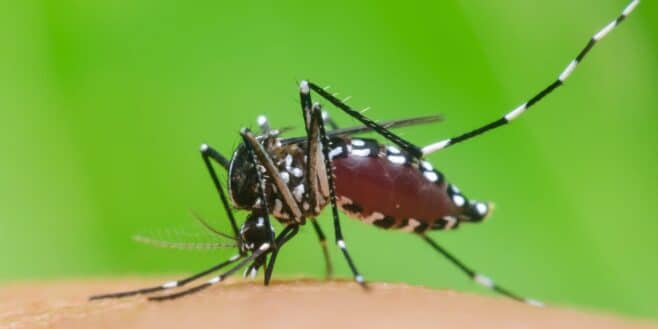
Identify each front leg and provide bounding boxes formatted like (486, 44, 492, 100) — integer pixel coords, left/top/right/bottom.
(200, 144, 241, 241)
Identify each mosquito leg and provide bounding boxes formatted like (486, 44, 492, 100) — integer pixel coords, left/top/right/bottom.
(421, 0, 639, 155)
(148, 243, 272, 302)
(310, 218, 333, 279)
(200, 144, 240, 240)
(264, 225, 300, 285)
(243, 256, 266, 279)
(299, 79, 313, 133)
(421, 234, 543, 306)
(304, 98, 325, 213)
(309, 103, 367, 288)
(303, 80, 423, 159)
(89, 253, 244, 300)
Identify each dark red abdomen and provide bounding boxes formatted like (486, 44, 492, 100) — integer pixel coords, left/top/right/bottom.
(328, 137, 491, 232)
(333, 156, 457, 221)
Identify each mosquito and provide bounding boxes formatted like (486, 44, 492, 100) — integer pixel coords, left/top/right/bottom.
(90, 0, 639, 304)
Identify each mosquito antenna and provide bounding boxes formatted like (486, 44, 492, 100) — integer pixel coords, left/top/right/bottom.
(189, 210, 238, 241)
(132, 235, 237, 250)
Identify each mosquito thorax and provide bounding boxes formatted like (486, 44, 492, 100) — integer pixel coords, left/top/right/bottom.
(228, 132, 322, 222)
(227, 143, 260, 209)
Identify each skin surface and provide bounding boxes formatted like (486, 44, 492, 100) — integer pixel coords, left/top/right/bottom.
(1, 279, 656, 329)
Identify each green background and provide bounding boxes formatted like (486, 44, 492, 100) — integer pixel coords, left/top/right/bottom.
(2, 0, 657, 320)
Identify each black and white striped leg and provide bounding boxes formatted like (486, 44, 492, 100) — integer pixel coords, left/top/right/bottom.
(264, 225, 300, 285)
(243, 256, 266, 279)
(89, 253, 244, 300)
(200, 144, 241, 241)
(303, 80, 424, 159)
(421, 234, 542, 306)
(311, 218, 333, 279)
(310, 103, 368, 288)
(148, 243, 273, 302)
(421, 0, 640, 155)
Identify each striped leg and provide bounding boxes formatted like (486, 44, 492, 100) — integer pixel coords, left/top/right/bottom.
(421, 234, 542, 306)
(148, 243, 273, 301)
(149, 224, 297, 301)
(304, 80, 424, 159)
(89, 254, 244, 300)
(422, 0, 640, 155)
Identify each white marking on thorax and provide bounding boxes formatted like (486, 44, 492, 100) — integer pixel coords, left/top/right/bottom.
(293, 184, 305, 202)
(291, 167, 303, 177)
(279, 171, 290, 184)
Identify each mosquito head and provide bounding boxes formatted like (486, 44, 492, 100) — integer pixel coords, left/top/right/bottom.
(239, 210, 275, 252)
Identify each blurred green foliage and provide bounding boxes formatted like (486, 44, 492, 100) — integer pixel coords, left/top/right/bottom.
(1, 0, 657, 320)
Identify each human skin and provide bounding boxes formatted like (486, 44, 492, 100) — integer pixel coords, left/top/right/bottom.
(1, 279, 656, 329)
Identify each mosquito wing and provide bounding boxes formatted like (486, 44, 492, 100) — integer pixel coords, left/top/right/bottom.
(280, 114, 443, 144)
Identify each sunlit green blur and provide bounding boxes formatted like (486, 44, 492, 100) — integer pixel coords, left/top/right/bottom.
(1, 0, 657, 320)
